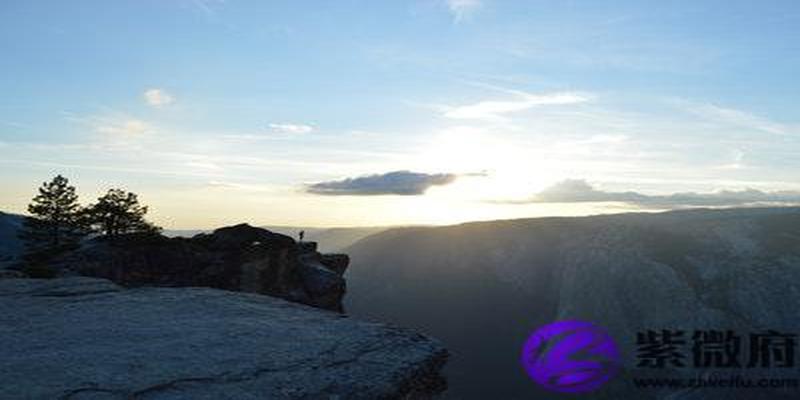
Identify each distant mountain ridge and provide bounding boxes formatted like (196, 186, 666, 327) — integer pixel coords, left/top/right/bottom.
(343, 207, 800, 400)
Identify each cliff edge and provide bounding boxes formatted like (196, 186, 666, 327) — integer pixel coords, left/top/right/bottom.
(0, 277, 448, 399)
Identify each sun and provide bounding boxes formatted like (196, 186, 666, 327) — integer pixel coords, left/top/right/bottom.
(415, 127, 551, 202)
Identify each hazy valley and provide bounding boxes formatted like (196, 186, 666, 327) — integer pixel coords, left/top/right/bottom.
(343, 207, 800, 399)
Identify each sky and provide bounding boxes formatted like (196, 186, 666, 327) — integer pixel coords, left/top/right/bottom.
(1, 0, 799, 228)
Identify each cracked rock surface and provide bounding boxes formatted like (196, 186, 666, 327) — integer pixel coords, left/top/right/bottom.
(0, 277, 447, 399)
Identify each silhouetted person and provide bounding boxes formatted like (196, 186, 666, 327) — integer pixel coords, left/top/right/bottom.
(299, 230, 305, 242)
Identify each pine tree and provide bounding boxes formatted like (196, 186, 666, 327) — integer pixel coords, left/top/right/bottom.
(85, 189, 161, 237)
(19, 175, 87, 259)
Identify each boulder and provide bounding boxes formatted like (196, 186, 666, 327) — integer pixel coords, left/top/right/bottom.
(0, 277, 448, 399)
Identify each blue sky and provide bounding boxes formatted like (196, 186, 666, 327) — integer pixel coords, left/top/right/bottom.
(1, 1, 799, 228)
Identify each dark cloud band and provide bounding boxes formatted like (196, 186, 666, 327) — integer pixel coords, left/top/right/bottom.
(307, 171, 458, 196)
(507, 179, 800, 208)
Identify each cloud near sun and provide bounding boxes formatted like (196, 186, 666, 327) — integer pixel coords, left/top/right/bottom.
(502, 179, 800, 208)
(306, 171, 458, 196)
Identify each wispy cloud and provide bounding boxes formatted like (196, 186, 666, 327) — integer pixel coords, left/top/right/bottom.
(188, 0, 226, 18)
(95, 118, 151, 135)
(442, 91, 591, 121)
(682, 101, 794, 136)
(502, 179, 800, 208)
(269, 123, 314, 134)
(65, 112, 153, 136)
(184, 161, 222, 170)
(445, 0, 482, 23)
(1, 120, 30, 129)
(715, 148, 748, 170)
(143, 88, 175, 107)
(307, 170, 458, 196)
(206, 180, 275, 192)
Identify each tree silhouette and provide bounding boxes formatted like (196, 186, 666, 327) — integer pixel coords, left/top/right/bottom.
(85, 188, 161, 237)
(19, 175, 87, 259)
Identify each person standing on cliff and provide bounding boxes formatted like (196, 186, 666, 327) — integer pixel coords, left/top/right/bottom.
(299, 230, 305, 242)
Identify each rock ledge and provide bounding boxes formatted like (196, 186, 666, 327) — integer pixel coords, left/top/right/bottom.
(0, 277, 447, 399)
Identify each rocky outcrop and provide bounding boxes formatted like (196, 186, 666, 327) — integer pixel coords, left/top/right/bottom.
(50, 224, 349, 311)
(0, 277, 448, 399)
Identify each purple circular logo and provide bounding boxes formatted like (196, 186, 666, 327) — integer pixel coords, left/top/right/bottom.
(521, 320, 621, 393)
